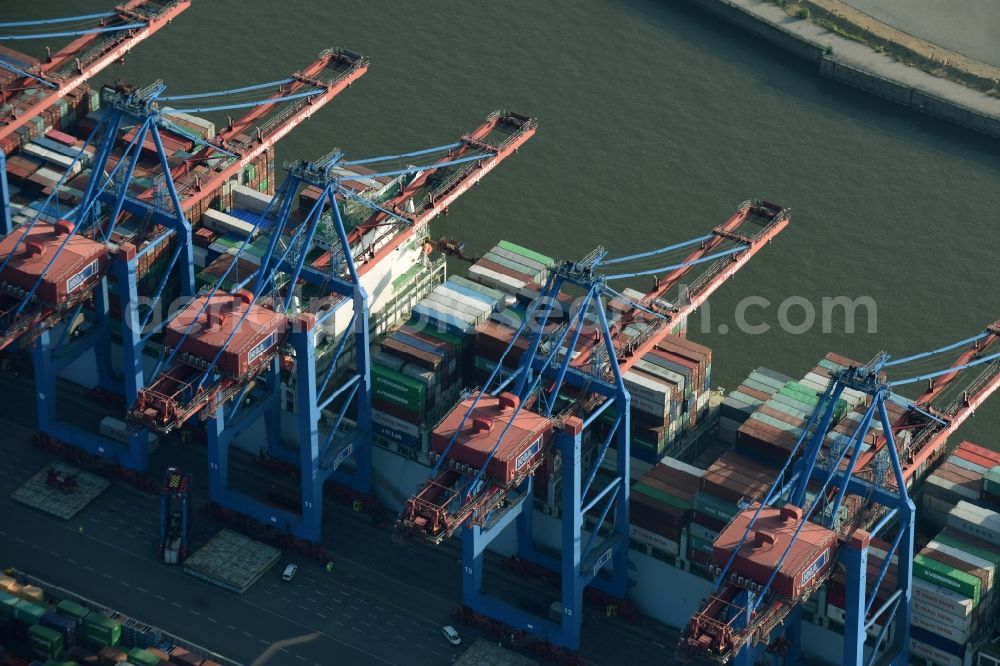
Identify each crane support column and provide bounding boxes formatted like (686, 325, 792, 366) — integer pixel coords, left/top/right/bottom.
(0, 151, 11, 235)
(842, 532, 869, 666)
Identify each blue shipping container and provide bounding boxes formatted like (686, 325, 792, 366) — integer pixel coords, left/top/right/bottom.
(41, 612, 76, 649)
(909, 624, 965, 658)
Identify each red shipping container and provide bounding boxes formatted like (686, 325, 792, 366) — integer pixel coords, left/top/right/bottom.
(475, 257, 535, 284)
(46, 129, 82, 147)
(956, 441, 1000, 466)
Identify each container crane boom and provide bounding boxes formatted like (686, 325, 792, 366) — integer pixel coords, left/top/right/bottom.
(0, 1, 192, 147)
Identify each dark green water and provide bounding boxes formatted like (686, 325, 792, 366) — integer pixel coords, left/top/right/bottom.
(10, 1, 1000, 443)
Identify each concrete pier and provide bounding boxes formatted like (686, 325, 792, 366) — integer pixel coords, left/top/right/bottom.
(687, 0, 1000, 139)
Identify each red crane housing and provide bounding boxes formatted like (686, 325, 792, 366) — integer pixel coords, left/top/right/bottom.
(132, 291, 288, 431)
(163, 290, 287, 378)
(0, 220, 106, 305)
(430, 392, 551, 486)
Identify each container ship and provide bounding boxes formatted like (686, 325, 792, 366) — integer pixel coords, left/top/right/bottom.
(1, 12, 999, 666)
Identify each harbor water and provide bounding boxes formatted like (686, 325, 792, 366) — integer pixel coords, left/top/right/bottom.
(11, 0, 1000, 444)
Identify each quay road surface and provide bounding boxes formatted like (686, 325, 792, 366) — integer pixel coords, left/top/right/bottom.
(0, 373, 677, 665)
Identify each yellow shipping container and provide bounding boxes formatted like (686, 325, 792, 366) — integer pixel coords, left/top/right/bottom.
(18, 585, 44, 603)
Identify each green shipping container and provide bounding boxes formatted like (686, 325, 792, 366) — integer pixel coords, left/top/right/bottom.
(688, 535, 714, 554)
(985, 466, 1000, 496)
(128, 647, 162, 666)
(372, 364, 426, 412)
(83, 614, 122, 648)
(29, 624, 63, 658)
(934, 532, 1000, 566)
(14, 599, 46, 624)
(693, 490, 741, 523)
(407, 320, 466, 354)
(912, 554, 980, 604)
(259, 178, 268, 193)
(496, 240, 554, 267)
(0, 589, 18, 620)
(632, 482, 690, 512)
(56, 599, 91, 622)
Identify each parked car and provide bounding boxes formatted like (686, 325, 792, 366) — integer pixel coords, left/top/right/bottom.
(282, 564, 298, 581)
(442, 625, 461, 646)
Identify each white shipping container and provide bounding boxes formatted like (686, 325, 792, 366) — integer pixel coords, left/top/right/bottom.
(423, 292, 486, 324)
(231, 183, 274, 214)
(22, 143, 81, 174)
(802, 372, 832, 391)
(373, 350, 405, 372)
(629, 524, 679, 556)
(912, 577, 976, 619)
(434, 284, 493, 318)
(912, 608, 969, 646)
(925, 494, 958, 527)
(627, 391, 670, 419)
(192, 245, 208, 269)
(412, 304, 473, 334)
(622, 371, 670, 406)
(926, 474, 981, 503)
(418, 296, 479, 327)
(162, 108, 216, 138)
(632, 358, 684, 394)
(371, 409, 420, 438)
(909, 637, 963, 666)
(798, 378, 827, 395)
(697, 391, 710, 411)
(947, 501, 1000, 548)
(202, 208, 256, 238)
(34, 166, 75, 184)
(659, 456, 705, 478)
(912, 598, 973, 637)
(401, 363, 436, 389)
(468, 264, 526, 294)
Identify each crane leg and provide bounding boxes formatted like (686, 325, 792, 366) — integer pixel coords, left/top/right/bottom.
(841, 537, 868, 666)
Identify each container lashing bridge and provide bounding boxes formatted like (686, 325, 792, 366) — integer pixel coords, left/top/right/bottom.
(135, 114, 533, 542)
(399, 202, 790, 651)
(679, 321, 1000, 666)
(1, 50, 365, 470)
(0, 1, 191, 152)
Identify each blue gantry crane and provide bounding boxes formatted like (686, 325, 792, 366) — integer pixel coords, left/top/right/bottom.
(1, 79, 196, 470)
(400, 203, 790, 652)
(681, 321, 1000, 666)
(133, 130, 512, 542)
(3, 50, 366, 470)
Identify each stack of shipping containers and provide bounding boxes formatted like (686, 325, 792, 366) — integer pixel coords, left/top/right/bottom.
(629, 457, 704, 560)
(0, 573, 223, 665)
(0, 47, 100, 158)
(719, 367, 791, 444)
(909, 501, 1000, 665)
(371, 277, 504, 459)
(923, 442, 1000, 527)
